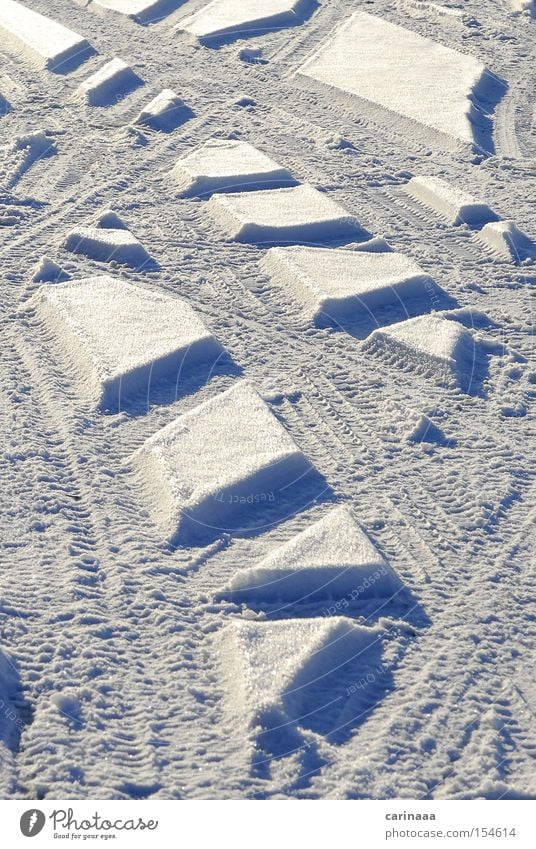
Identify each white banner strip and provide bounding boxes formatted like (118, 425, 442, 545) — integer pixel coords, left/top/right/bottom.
(0, 799, 533, 848)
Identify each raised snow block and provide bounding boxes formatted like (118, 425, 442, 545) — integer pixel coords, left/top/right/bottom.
(261, 246, 437, 323)
(27, 276, 224, 411)
(170, 138, 295, 197)
(477, 220, 535, 262)
(221, 504, 401, 602)
(31, 256, 69, 283)
(405, 175, 498, 226)
(92, 0, 178, 25)
(134, 89, 192, 131)
(130, 381, 313, 544)
(0, 0, 94, 72)
(206, 184, 362, 244)
(509, 0, 535, 13)
(77, 58, 143, 107)
(94, 209, 128, 230)
(364, 314, 477, 388)
(297, 12, 492, 146)
(65, 226, 151, 269)
(220, 617, 383, 731)
(177, 0, 314, 43)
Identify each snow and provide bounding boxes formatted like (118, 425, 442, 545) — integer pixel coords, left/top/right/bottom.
(297, 11, 489, 145)
(477, 220, 535, 262)
(2, 0, 536, 805)
(0, 0, 94, 72)
(206, 184, 362, 244)
(364, 314, 477, 387)
(221, 617, 383, 731)
(221, 505, 401, 602)
(170, 138, 295, 197)
(177, 0, 313, 42)
(134, 89, 191, 132)
(31, 256, 69, 284)
(261, 246, 437, 323)
(1, 131, 57, 192)
(94, 208, 128, 230)
(509, 0, 535, 12)
(26, 276, 225, 411)
(77, 58, 143, 107)
(129, 381, 313, 544)
(405, 175, 498, 226)
(91, 0, 177, 24)
(65, 226, 152, 268)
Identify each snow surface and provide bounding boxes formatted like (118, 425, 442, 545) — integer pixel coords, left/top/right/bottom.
(206, 184, 362, 243)
(31, 256, 69, 283)
(221, 617, 383, 731)
(364, 314, 477, 388)
(91, 0, 176, 24)
(297, 12, 490, 145)
(130, 380, 313, 544)
(477, 219, 535, 262)
(177, 0, 313, 42)
(26, 276, 225, 410)
(261, 246, 437, 323)
(77, 58, 143, 107)
(509, 0, 535, 13)
(134, 89, 191, 132)
(0, 0, 94, 72)
(221, 504, 401, 602)
(2, 0, 535, 804)
(170, 138, 295, 197)
(65, 225, 151, 268)
(405, 175, 498, 226)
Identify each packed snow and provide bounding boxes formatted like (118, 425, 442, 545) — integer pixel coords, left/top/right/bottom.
(221, 617, 384, 732)
(31, 256, 69, 283)
(297, 11, 491, 145)
(65, 225, 152, 268)
(177, 0, 314, 42)
(221, 505, 401, 602)
(25, 276, 225, 411)
(261, 246, 438, 323)
(171, 138, 295, 197)
(130, 381, 314, 544)
(134, 88, 191, 132)
(0, 0, 94, 72)
(206, 184, 362, 243)
(364, 314, 478, 388)
(405, 175, 498, 226)
(1, 0, 535, 805)
(90, 0, 177, 24)
(77, 58, 143, 107)
(477, 219, 535, 262)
